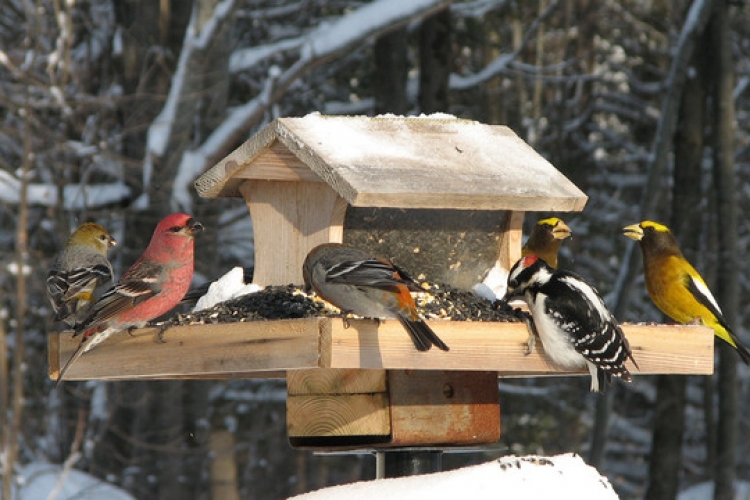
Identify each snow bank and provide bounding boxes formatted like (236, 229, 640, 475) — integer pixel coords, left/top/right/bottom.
(17, 462, 135, 500)
(288, 453, 619, 500)
(678, 481, 750, 500)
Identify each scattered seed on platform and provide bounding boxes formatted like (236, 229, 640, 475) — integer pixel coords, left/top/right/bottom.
(155, 283, 524, 328)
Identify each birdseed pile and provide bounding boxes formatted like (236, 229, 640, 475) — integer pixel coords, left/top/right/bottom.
(160, 283, 525, 328)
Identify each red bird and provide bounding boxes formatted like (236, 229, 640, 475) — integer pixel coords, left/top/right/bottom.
(57, 213, 203, 384)
(303, 243, 449, 352)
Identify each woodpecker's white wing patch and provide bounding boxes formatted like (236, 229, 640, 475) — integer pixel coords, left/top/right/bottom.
(559, 275, 612, 321)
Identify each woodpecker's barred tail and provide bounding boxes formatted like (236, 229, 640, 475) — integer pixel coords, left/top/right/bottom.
(502, 254, 636, 393)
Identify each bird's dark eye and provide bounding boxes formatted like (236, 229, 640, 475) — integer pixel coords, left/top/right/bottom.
(170, 226, 182, 232)
(509, 279, 518, 288)
(99, 235, 108, 241)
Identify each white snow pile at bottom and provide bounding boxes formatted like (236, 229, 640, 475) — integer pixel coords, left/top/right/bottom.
(17, 462, 135, 500)
(678, 480, 750, 500)
(288, 453, 619, 500)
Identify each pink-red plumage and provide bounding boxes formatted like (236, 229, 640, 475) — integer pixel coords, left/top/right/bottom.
(57, 213, 203, 385)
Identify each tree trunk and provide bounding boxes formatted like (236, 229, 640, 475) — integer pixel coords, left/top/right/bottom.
(709, 1, 738, 498)
(645, 376, 686, 500)
(674, 25, 715, 483)
(643, 30, 709, 499)
(605, 0, 716, 484)
(418, 8, 451, 113)
(91, 2, 209, 497)
(373, 28, 409, 115)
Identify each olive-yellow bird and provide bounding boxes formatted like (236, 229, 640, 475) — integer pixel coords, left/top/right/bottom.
(624, 220, 750, 364)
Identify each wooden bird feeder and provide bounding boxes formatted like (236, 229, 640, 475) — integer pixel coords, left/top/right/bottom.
(49, 114, 714, 450)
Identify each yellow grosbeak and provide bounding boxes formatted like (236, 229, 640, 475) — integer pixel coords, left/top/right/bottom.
(521, 217, 572, 269)
(623, 220, 750, 364)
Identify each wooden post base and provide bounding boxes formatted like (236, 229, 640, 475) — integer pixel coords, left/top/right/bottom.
(287, 368, 501, 449)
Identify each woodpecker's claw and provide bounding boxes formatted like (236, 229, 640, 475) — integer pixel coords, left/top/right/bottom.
(522, 312, 539, 355)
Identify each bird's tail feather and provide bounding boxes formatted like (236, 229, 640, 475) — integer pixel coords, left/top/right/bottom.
(729, 333, 750, 365)
(56, 326, 115, 387)
(56, 342, 87, 388)
(398, 316, 450, 352)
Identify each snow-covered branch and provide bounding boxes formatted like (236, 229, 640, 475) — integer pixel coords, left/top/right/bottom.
(0, 170, 130, 209)
(143, 0, 238, 207)
(450, 0, 561, 90)
(172, 0, 451, 210)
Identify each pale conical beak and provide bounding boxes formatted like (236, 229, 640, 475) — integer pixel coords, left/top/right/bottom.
(622, 223, 644, 241)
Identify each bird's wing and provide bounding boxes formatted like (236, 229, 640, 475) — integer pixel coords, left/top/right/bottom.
(48, 264, 114, 322)
(324, 258, 416, 291)
(50, 264, 113, 302)
(81, 261, 165, 330)
(685, 273, 730, 327)
(542, 276, 614, 336)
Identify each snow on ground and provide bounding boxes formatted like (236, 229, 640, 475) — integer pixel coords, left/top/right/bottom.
(193, 266, 261, 312)
(17, 462, 135, 500)
(677, 481, 750, 500)
(288, 454, 619, 500)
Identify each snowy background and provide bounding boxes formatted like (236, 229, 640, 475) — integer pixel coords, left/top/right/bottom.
(2, 0, 750, 499)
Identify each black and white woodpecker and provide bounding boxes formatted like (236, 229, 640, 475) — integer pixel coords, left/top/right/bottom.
(501, 254, 637, 393)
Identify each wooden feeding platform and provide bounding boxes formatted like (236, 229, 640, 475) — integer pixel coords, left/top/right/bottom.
(49, 114, 714, 450)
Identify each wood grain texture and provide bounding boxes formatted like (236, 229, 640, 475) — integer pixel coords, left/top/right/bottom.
(50, 318, 325, 381)
(233, 141, 324, 182)
(323, 320, 714, 375)
(194, 122, 278, 198)
(388, 370, 501, 446)
(286, 368, 387, 396)
(286, 394, 391, 437)
(240, 180, 347, 286)
(497, 210, 524, 271)
(286, 369, 499, 445)
(49, 318, 714, 381)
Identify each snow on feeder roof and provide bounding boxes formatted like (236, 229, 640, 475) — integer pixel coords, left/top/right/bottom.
(194, 113, 588, 211)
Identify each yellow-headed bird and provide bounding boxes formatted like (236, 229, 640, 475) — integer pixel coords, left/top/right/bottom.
(623, 220, 750, 364)
(521, 217, 572, 269)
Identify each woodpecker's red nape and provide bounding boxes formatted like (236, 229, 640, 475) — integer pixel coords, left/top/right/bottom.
(522, 254, 539, 266)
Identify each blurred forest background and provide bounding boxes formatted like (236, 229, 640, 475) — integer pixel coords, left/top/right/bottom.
(2, 0, 750, 498)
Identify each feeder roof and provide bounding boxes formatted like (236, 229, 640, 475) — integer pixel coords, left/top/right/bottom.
(195, 114, 587, 211)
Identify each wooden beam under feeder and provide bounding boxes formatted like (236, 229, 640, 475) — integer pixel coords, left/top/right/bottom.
(49, 114, 716, 450)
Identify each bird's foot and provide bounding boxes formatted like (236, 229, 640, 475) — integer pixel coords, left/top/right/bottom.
(155, 325, 171, 343)
(153, 320, 176, 343)
(521, 312, 539, 355)
(526, 333, 536, 355)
